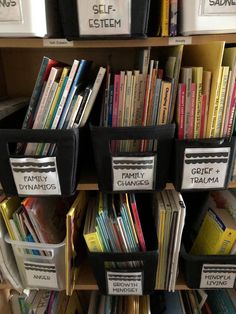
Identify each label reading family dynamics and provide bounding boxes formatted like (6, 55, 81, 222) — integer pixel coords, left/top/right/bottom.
(181, 147, 230, 189)
(200, 264, 236, 288)
(201, 0, 236, 15)
(107, 271, 143, 295)
(77, 0, 131, 36)
(112, 156, 156, 191)
(24, 261, 58, 289)
(0, 0, 22, 22)
(10, 157, 61, 196)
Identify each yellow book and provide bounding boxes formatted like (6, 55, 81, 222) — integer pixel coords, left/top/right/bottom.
(160, 0, 170, 36)
(157, 81, 172, 125)
(190, 207, 236, 255)
(192, 67, 203, 139)
(214, 66, 230, 137)
(65, 291, 84, 314)
(83, 232, 103, 252)
(0, 196, 21, 240)
(65, 191, 88, 296)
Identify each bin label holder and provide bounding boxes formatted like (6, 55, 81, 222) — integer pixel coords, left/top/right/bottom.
(10, 157, 61, 196)
(200, 264, 236, 289)
(181, 147, 230, 190)
(106, 270, 143, 295)
(24, 261, 59, 289)
(112, 156, 156, 191)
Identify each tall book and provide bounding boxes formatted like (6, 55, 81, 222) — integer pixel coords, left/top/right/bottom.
(192, 67, 203, 139)
(180, 67, 192, 139)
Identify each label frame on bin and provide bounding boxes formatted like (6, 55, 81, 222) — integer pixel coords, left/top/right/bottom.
(106, 269, 144, 295)
(0, 128, 79, 196)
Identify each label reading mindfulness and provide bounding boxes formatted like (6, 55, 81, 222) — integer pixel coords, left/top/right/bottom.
(181, 147, 230, 189)
(201, 0, 236, 15)
(107, 271, 143, 295)
(0, 0, 22, 22)
(24, 261, 58, 289)
(10, 157, 61, 196)
(200, 264, 236, 288)
(77, 0, 131, 36)
(112, 156, 156, 191)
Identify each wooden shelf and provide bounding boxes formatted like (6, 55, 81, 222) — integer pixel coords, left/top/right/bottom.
(75, 261, 189, 291)
(0, 34, 236, 49)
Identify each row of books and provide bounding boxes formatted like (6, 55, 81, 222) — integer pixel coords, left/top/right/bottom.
(190, 190, 236, 256)
(18, 56, 106, 156)
(9, 289, 85, 314)
(83, 193, 147, 255)
(154, 190, 186, 291)
(177, 47, 236, 140)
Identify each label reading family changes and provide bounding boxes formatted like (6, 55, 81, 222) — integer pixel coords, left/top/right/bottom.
(107, 271, 143, 295)
(112, 156, 156, 191)
(24, 261, 58, 289)
(181, 147, 230, 189)
(201, 0, 236, 14)
(77, 0, 131, 35)
(200, 264, 236, 288)
(10, 157, 61, 196)
(0, 0, 22, 22)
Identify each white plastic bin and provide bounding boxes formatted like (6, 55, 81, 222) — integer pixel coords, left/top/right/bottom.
(5, 235, 65, 290)
(179, 0, 236, 35)
(0, 0, 61, 37)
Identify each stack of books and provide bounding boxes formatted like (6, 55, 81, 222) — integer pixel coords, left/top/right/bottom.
(83, 193, 147, 256)
(177, 47, 236, 140)
(18, 56, 106, 156)
(153, 190, 186, 291)
(100, 49, 178, 152)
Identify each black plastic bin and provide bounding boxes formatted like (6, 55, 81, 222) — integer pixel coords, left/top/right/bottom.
(0, 128, 79, 197)
(90, 124, 175, 192)
(174, 137, 236, 192)
(180, 244, 236, 289)
(59, 0, 151, 39)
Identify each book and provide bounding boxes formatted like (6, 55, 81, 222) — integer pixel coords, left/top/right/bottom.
(66, 191, 88, 296)
(192, 67, 203, 139)
(177, 83, 186, 140)
(190, 205, 236, 255)
(157, 80, 172, 125)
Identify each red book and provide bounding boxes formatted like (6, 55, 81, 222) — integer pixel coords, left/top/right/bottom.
(157, 69, 164, 79)
(188, 83, 196, 139)
(200, 94, 207, 139)
(178, 83, 186, 140)
(112, 74, 120, 128)
(226, 82, 236, 137)
(129, 194, 146, 252)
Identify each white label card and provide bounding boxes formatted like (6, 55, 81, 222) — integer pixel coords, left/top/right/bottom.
(200, 264, 236, 288)
(200, 0, 236, 15)
(77, 0, 131, 36)
(43, 39, 74, 47)
(10, 157, 61, 196)
(24, 261, 58, 289)
(181, 147, 230, 190)
(112, 156, 156, 191)
(0, 0, 22, 22)
(168, 36, 192, 45)
(107, 271, 143, 295)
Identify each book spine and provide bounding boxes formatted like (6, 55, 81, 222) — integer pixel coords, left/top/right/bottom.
(200, 94, 207, 139)
(178, 83, 186, 140)
(158, 81, 172, 125)
(84, 233, 103, 252)
(52, 60, 79, 129)
(193, 68, 203, 139)
(112, 74, 120, 128)
(188, 83, 196, 139)
(161, 0, 170, 36)
(169, 0, 177, 37)
(183, 69, 192, 139)
(226, 82, 236, 137)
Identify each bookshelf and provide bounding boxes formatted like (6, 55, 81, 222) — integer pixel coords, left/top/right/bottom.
(0, 33, 236, 306)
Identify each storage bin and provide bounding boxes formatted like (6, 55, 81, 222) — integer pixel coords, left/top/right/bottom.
(180, 243, 236, 289)
(179, 0, 236, 35)
(174, 137, 236, 191)
(5, 235, 66, 290)
(90, 124, 175, 192)
(87, 193, 158, 295)
(0, 128, 79, 197)
(59, 0, 151, 39)
(0, 0, 62, 37)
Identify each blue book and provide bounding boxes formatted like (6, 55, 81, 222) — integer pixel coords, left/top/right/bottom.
(25, 234, 40, 256)
(58, 59, 92, 129)
(164, 292, 184, 314)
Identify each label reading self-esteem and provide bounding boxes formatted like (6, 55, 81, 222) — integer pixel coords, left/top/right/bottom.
(0, 0, 22, 22)
(77, 0, 131, 36)
(24, 261, 58, 289)
(181, 147, 230, 190)
(10, 157, 61, 196)
(112, 156, 156, 191)
(201, 0, 236, 15)
(200, 264, 236, 288)
(107, 271, 143, 295)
